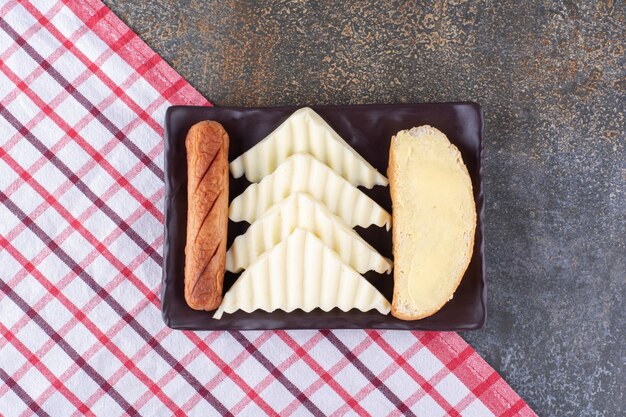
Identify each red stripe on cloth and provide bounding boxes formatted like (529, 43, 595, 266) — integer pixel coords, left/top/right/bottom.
(0, 204, 182, 414)
(231, 331, 326, 417)
(0, 184, 226, 414)
(0, 31, 230, 409)
(0, 273, 137, 415)
(429, 333, 537, 416)
(76, 328, 184, 415)
(179, 332, 278, 416)
(0, 19, 164, 181)
(0, 2, 64, 65)
(0, 55, 164, 223)
(0, 142, 160, 307)
(63, 0, 208, 107)
(0, 104, 162, 269)
(0, 323, 95, 417)
(367, 330, 463, 416)
(0, 154, 163, 309)
(0, 241, 228, 416)
(0, 175, 162, 406)
(321, 330, 417, 417)
(276, 331, 370, 416)
(183, 332, 279, 416)
(236, 333, 322, 416)
(0, 1, 19, 18)
(22, 1, 169, 138)
(500, 398, 530, 417)
(0, 368, 51, 417)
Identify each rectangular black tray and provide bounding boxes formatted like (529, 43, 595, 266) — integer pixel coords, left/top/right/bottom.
(162, 103, 485, 330)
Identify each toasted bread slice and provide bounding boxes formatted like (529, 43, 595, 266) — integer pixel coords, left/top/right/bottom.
(389, 126, 476, 320)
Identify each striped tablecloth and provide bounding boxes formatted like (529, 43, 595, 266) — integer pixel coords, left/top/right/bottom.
(0, 1, 537, 416)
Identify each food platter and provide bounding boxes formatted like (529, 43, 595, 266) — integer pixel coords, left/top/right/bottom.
(162, 103, 485, 330)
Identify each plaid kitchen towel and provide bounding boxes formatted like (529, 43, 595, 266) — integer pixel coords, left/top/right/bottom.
(0, 0, 537, 416)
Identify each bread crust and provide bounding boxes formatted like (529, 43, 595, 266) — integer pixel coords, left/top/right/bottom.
(184, 121, 229, 311)
(388, 126, 476, 321)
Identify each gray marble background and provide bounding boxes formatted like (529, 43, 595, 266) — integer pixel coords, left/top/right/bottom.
(103, 1, 625, 415)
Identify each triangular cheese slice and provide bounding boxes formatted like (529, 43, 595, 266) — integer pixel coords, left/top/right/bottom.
(229, 107, 388, 188)
(229, 153, 391, 229)
(213, 229, 391, 319)
(227, 192, 392, 274)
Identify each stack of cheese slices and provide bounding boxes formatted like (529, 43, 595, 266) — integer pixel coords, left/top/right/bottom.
(213, 108, 392, 319)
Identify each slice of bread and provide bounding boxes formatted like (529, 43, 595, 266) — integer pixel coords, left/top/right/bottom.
(388, 126, 476, 320)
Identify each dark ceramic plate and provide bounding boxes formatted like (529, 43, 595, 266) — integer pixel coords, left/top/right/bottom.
(162, 103, 485, 330)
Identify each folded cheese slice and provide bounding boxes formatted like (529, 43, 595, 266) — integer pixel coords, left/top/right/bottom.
(229, 153, 391, 229)
(230, 107, 388, 188)
(214, 228, 391, 319)
(227, 192, 392, 274)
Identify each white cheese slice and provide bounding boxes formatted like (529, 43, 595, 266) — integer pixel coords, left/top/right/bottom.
(213, 228, 391, 319)
(226, 192, 392, 274)
(229, 107, 388, 188)
(229, 153, 391, 229)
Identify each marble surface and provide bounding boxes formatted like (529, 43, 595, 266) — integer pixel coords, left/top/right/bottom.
(104, 1, 625, 415)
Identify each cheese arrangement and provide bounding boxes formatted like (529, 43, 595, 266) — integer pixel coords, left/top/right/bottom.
(213, 229, 391, 319)
(229, 153, 391, 230)
(226, 192, 392, 274)
(211, 108, 391, 319)
(229, 107, 388, 188)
